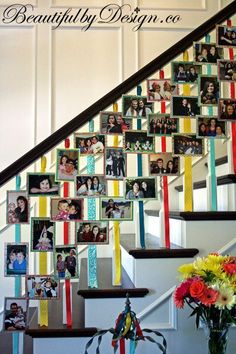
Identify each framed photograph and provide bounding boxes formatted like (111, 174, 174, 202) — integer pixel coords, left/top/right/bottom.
(149, 154, 180, 176)
(75, 175, 107, 197)
(123, 131, 154, 153)
(100, 111, 133, 134)
(172, 134, 204, 156)
(56, 149, 79, 182)
(171, 96, 200, 118)
(5, 243, 29, 277)
(217, 60, 236, 81)
(198, 75, 219, 106)
(6, 191, 29, 224)
(122, 95, 153, 118)
(76, 221, 109, 244)
(51, 198, 83, 222)
(105, 148, 126, 180)
(196, 116, 227, 138)
(3, 297, 28, 332)
(26, 275, 59, 299)
(146, 79, 178, 101)
(218, 99, 236, 121)
(31, 217, 54, 252)
(54, 245, 78, 279)
(124, 177, 156, 200)
(171, 61, 202, 84)
(27, 173, 60, 196)
(148, 114, 178, 136)
(193, 42, 224, 64)
(100, 198, 133, 221)
(74, 133, 105, 155)
(216, 25, 236, 47)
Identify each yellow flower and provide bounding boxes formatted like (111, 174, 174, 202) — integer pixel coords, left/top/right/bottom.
(178, 264, 195, 279)
(215, 286, 236, 310)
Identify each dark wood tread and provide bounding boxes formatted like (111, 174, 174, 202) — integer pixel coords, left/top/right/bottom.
(129, 248, 199, 259)
(26, 327, 97, 338)
(205, 155, 228, 168)
(145, 210, 236, 220)
(175, 174, 236, 192)
(78, 258, 149, 298)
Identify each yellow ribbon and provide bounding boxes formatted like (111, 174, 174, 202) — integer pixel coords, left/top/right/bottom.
(112, 102, 121, 285)
(39, 156, 48, 326)
(182, 51, 193, 212)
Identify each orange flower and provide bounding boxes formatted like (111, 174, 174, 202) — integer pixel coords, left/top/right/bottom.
(223, 263, 236, 275)
(199, 287, 218, 307)
(190, 280, 205, 298)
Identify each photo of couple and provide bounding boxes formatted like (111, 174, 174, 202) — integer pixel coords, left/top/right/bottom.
(122, 95, 153, 117)
(149, 154, 179, 176)
(76, 222, 108, 244)
(76, 175, 106, 196)
(105, 148, 126, 180)
(100, 111, 132, 134)
(125, 178, 156, 200)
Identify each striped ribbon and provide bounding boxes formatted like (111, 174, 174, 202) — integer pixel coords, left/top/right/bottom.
(227, 19, 236, 173)
(39, 156, 48, 327)
(87, 120, 98, 288)
(205, 34, 217, 211)
(183, 50, 193, 211)
(137, 85, 145, 249)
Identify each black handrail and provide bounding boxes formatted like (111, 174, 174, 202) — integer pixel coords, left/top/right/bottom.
(1, 1, 236, 186)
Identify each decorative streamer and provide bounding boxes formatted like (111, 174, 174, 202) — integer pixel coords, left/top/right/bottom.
(63, 138, 72, 327)
(159, 70, 170, 248)
(112, 102, 122, 286)
(205, 34, 217, 211)
(87, 120, 98, 288)
(136, 85, 145, 249)
(227, 19, 236, 173)
(13, 175, 21, 354)
(39, 156, 48, 327)
(182, 50, 193, 212)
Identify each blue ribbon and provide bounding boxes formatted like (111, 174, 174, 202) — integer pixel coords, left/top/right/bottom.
(87, 120, 98, 288)
(129, 339, 136, 354)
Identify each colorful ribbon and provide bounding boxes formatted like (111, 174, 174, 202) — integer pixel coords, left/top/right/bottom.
(87, 120, 98, 288)
(183, 50, 193, 211)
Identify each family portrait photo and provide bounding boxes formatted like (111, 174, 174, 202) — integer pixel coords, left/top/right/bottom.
(76, 222, 108, 244)
(146, 79, 178, 101)
(149, 154, 180, 175)
(54, 246, 78, 279)
(193, 42, 223, 63)
(123, 131, 154, 153)
(105, 148, 126, 180)
(74, 134, 105, 154)
(148, 114, 178, 135)
(122, 95, 153, 117)
(5, 243, 28, 276)
(3, 298, 28, 332)
(7, 191, 29, 224)
(76, 175, 106, 196)
(125, 178, 156, 200)
(217, 60, 236, 81)
(100, 198, 133, 221)
(56, 149, 79, 181)
(51, 198, 83, 222)
(197, 116, 227, 138)
(100, 111, 132, 134)
(199, 75, 219, 105)
(171, 96, 200, 117)
(171, 61, 201, 83)
(218, 99, 236, 121)
(172, 134, 204, 156)
(27, 173, 60, 196)
(26, 275, 59, 299)
(217, 25, 236, 47)
(31, 218, 54, 252)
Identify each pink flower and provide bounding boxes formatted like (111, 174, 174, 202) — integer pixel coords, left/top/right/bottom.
(190, 280, 205, 299)
(199, 287, 218, 307)
(223, 263, 236, 275)
(173, 280, 192, 308)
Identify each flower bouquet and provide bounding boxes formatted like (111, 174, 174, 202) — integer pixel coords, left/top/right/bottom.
(173, 254, 236, 354)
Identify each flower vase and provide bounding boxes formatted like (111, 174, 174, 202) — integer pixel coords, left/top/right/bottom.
(203, 322, 230, 354)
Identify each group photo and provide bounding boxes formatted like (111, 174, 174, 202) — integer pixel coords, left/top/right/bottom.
(76, 222, 108, 244)
(74, 134, 105, 154)
(149, 154, 179, 175)
(148, 114, 178, 135)
(26, 276, 59, 299)
(100, 111, 132, 134)
(197, 116, 227, 138)
(172, 134, 204, 156)
(122, 95, 153, 117)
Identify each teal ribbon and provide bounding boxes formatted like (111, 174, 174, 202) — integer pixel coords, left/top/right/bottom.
(87, 120, 98, 288)
(129, 339, 136, 354)
(205, 34, 217, 211)
(137, 86, 145, 249)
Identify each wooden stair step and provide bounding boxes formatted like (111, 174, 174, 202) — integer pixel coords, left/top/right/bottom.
(128, 248, 199, 259)
(175, 174, 236, 192)
(145, 210, 236, 220)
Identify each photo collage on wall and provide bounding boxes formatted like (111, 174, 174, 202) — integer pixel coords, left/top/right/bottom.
(3, 25, 235, 331)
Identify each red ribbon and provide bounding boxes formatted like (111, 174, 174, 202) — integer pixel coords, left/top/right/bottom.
(227, 20, 236, 173)
(120, 338, 125, 354)
(65, 278, 72, 327)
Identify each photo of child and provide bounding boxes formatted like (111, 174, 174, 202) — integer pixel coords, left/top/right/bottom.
(51, 198, 83, 222)
(7, 191, 29, 224)
(27, 173, 60, 196)
(26, 275, 59, 299)
(54, 246, 78, 279)
(31, 218, 54, 252)
(56, 149, 79, 181)
(5, 243, 28, 276)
